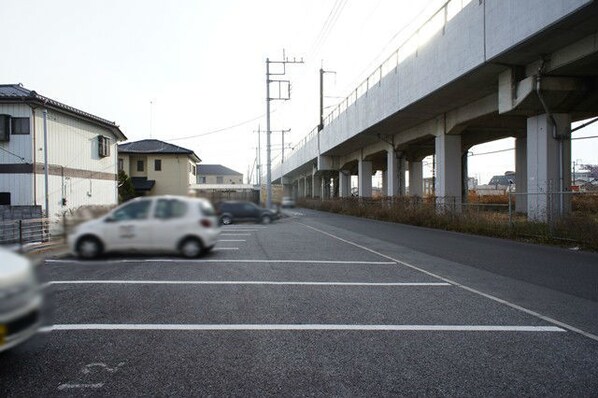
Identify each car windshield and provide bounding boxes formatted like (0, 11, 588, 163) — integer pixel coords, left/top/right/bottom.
(111, 200, 152, 221)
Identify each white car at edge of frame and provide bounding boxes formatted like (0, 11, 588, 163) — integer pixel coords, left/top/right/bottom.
(0, 248, 42, 353)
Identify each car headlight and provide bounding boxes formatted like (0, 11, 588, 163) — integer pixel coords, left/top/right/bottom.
(0, 281, 37, 313)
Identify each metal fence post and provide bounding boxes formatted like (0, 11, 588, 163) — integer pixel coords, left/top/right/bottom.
(508, 191, 513, 228)
(63, 212, 67, 243)
(18, 220, 23, 252)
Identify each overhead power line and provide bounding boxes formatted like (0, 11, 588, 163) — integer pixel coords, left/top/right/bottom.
(469, 148, 514, 157)
(166, 112, 274, 142)
(309, 0, 349, 57)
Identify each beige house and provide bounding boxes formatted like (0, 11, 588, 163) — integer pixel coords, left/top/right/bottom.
(196, 164, 243, 185)
(118, 139, 200, 196)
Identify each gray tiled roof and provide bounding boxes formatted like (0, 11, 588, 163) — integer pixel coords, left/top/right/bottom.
(131, 177, 155, 192)
(0, 84, 126, 140)
(197, 164, 242, 176)
(118, 139, 201, 162)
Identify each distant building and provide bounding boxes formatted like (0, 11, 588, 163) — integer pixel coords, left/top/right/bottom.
(196, 164, 243, 185)
(488, 173, 515, 188)
(0, 84, 126, 218)
(118, 139, 200, 196)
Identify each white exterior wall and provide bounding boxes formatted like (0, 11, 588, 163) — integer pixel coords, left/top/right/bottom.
(0, 104, 34, 205)
(32, 108, 119, 217)
(0, 104, 33, 163)
(35, 109, 118, 174)
(199, 174, 243, 185)
(0, 174, 32, 205)
(38, 174, 117, 218)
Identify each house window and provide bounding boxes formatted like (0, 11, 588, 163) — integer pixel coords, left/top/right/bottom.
(192, 165, 196, 175)
(98, 136, 110, 157)
(155, 159, 162, 171)
(137, 160, 144, 172)
(118, 159, 123, 171)
(11, 117, 30, 135)
(197, 176, 206, 184)
(0, 115, 10, 141)
(216, 176, 223, 184)
(0, 192, 10, 205)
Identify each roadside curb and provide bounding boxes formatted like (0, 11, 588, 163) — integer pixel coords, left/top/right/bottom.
(23, 242, 71, 264)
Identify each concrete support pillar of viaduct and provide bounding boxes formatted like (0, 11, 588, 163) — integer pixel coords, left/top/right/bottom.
(321, 176, 330, 199)
(515, 136, 528, 213)
(297, 178, 303, 198)
(435, 133, 462, 210)
(313, 175, 322, 198)
(386, 147, 399, 197)
(301, 176, 307, 198)
(398, 154, 407, 196)
(409, 160, 423, 197)
(381, 170, 388, 197)
(339, 171, 351, 197)
(527, 113, 572, 222)
(358, 159, 373, 197)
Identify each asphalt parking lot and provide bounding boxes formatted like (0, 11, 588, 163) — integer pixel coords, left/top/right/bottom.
(2, 209, 598, 396)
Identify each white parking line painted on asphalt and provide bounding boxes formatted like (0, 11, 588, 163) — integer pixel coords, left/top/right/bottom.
(222, 226, 266, 229)
(220, 233, 252, 236)
(39, 324, 565, 332)
(212, 247, 239, 251)
(218, 239, 247, 242)
(45, 259, 397, 265)
(57, 383, 105, 390)
(298, 221, 598, 343)
(46, 280, 452, 287)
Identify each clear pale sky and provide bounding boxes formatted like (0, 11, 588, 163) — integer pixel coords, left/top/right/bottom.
(2, 0, 596, 185)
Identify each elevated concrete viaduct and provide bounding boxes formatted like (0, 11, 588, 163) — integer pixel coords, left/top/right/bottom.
(273, 0, 598, 221)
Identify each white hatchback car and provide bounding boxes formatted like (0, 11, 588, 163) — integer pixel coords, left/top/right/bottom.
(0, 248, 42, 353)
(69, 196, 220, 259)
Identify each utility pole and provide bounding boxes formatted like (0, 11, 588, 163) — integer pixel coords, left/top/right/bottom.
(254, 125, 262, 187)
(265, 50, 303, 209)
(272, 128, 291, 164)
(42, 109, 49, 218)
(319, 65, 336, 132)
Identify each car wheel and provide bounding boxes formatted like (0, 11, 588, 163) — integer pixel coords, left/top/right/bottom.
(261, 214, 272, 225)
(180, 238, 204, 258)
(220, 215, 233, 225)
(77, 236, 103, 259)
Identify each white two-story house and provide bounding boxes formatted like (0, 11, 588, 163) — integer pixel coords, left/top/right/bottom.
(0, 84, 126, 218)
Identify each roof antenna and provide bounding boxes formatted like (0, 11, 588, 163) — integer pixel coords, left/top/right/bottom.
(149, 100, 153, 139)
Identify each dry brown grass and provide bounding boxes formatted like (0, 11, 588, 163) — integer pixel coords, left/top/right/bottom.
(298, 196, 598, 251)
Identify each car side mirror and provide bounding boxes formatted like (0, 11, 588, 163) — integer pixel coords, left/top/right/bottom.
(104, 216, 116, 223)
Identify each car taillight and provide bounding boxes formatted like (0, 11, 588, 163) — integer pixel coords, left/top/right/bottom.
(200, 219, 212, 228)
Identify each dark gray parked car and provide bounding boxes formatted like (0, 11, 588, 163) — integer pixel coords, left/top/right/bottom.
(216, 201, 278, 225)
